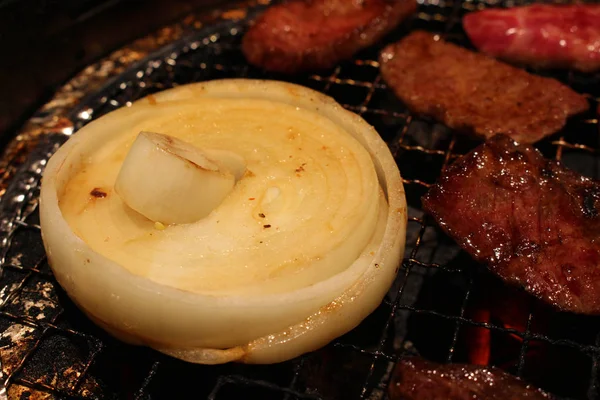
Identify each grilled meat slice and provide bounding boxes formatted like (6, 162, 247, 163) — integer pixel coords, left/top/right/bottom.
(389, 357, 553, 399)
(463, 5, 600, 73)
(242, 0, 416, 74)
(379, 31, 588, 143)
(422, 134, 600, 315)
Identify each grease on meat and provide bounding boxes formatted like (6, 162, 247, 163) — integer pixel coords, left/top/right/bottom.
(422, 135, 600, 315)
(464, 4, 600, 73)
(242, 0, 416, 73)
(379, 31, 588, 143)
(389, 357, 554, 400)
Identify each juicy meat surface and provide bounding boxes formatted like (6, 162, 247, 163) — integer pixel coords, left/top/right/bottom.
(389, 357, 553, 400)
(242, 0, 416, 73)
(422, 135, 600, 315)
(463, 5, 600, 73)
(379, 31, 589, 143)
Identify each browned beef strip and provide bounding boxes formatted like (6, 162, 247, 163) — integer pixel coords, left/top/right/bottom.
(242, 0, 416, 74)
(422, 134, 600, 315)
(379, 31, 589, 143)
(389, 357, 554, 400)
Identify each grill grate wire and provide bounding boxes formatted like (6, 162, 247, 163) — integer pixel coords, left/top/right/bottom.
(0, 0, 599, 399)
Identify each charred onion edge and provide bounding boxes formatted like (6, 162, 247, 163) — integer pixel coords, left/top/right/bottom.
(39, 79, 407, 364)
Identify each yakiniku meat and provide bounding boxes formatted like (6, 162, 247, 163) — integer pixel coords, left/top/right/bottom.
(379, 31, 589, 143)
(422, 134, 600, 315)
(463, 5, 600, 73)
(389, 357, 553, 399)
(242, 0, 416, 74)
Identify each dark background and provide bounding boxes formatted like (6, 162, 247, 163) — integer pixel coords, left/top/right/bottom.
(0, 0, 228, 150)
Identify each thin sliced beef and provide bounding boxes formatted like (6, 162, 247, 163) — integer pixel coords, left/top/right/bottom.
(242, 0, 416, 74)
(389, 357, 553, 399)
(464, 5, 600, 73)
(422, 134, 600, 315)
(379, 31, 589, 143)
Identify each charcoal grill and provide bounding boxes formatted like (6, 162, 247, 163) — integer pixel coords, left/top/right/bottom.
(0, 0, 599, 399)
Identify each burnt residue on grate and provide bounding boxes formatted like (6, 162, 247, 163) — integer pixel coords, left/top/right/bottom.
(0, 0, 599, 399)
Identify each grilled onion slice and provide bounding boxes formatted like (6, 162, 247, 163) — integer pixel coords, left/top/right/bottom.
(39, 79, 407, 364)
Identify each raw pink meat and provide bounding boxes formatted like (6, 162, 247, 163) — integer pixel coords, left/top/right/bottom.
(463, 5, 600, 72)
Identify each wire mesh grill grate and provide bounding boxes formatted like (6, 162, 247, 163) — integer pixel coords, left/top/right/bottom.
(1, 0, 599, 399)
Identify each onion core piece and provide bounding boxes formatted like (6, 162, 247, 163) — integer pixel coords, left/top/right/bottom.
(114, 131, 244, 225)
